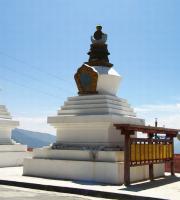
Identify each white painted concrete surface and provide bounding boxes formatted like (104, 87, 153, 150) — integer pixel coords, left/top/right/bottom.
(94, 66, 121, 96)
(0, 104, 29, 167)
(58, 95, 134, 116)
(0, 151, 31, 167)
(1, 167, 179, 200)
(23, 158, 164, 185)
(48, 95, 144, 147)
(33, 148, 124, 161)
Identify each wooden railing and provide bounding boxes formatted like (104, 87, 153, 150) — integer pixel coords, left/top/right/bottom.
(130, 138, 173, 166)
(114, 124, 179, 186)
(165, 154, 180, 173)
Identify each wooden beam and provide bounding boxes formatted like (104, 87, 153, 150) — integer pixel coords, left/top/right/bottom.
(149, 134, 154, 181)
(170, 137, 175, 176)
(114, 124, 179, 136)
(123, 130, 131, 186)
(149, 163, 154, 181)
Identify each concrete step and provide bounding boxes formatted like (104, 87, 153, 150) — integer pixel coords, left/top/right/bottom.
(0, 138, 14, 145)
(0, 115, 12, 119)
(61, 103, 134, 112)
(67, 95, 127, 103)
(58, 107, 135, 117)
(64, 98, 130, 107)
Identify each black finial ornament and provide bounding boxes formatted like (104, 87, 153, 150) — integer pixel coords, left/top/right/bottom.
(93, 25, 103, 40)
(85, 26, 113, 67)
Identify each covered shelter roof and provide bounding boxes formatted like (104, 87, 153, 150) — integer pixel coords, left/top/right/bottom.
(114, 124, 180, 136)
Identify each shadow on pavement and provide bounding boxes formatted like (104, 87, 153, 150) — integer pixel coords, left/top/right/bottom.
(120, 175, 180, 192)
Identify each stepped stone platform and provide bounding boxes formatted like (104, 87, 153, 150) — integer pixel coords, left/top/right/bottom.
(0, 105, 11, 120)
(23, 94, 149, 185)
(23, 94, 164, 185)
(58, 95, 136, 117)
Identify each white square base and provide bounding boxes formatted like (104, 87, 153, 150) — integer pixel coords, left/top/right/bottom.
(0, 144, 30, 167)
(23, 158, 164, 185)
(0, 151, 31, 167)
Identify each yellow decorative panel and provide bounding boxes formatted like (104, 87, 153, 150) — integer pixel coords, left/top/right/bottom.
(148, 144, 153, 160)
(153, 144, 156, 160)
(131, 144, 136, 161)
(159, 144, 163, 159)
(140, 144, 145, 161)
(135, 144, 140, 161)
(166, 144, 169, 159)
(130, 141, 173, 163)
(145, 144, 149, 160)
(74, 65, 98, 94)
(163, 144, 167, 159)
(156, 144, 160, 159)
(169, 144, 173, 158)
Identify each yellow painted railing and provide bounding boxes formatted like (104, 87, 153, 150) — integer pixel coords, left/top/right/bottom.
(130, 141, 173, 163)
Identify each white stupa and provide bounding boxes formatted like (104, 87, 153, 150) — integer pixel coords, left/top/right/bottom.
(23, 26, 164, 184)
(0, 102, 28, 167)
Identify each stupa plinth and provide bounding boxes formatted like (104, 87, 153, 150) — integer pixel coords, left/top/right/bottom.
(0, 104, 28, 167)
(23, 27, 164, 184)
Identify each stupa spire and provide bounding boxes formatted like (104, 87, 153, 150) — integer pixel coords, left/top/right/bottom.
(74, 26, 121, 95)
(85, 25, 113, 67)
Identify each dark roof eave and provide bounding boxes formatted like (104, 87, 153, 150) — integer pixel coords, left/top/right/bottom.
(114, 124, 180, 136)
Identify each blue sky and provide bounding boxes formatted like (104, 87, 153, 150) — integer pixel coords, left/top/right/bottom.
(0, 0, 180, 133)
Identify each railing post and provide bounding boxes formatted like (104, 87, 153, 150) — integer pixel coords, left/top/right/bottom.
(149, 134, 154, 181)
(124, 130, 131, 186)
(170, 136, 175, 176)
(149, 163, 154, 181)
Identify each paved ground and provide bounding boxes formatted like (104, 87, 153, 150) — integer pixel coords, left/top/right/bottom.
(0, 185, 106, 200)
(0, 167, 179, 200)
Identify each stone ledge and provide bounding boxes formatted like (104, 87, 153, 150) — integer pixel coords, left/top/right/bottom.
(0, 167, 178, 200)
(0, 179, 160, 200)
(33, 148, 124, 162)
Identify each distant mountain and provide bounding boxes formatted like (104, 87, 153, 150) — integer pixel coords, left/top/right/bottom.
(12, 128, 180, 153)
(12, 128, 55, 148)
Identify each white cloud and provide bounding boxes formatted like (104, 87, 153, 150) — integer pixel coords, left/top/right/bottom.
(14, 116, 55, 134)
(135, 103, 180, 114)
(135, 103, 180, 128)
(135, 103, 180, 153)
